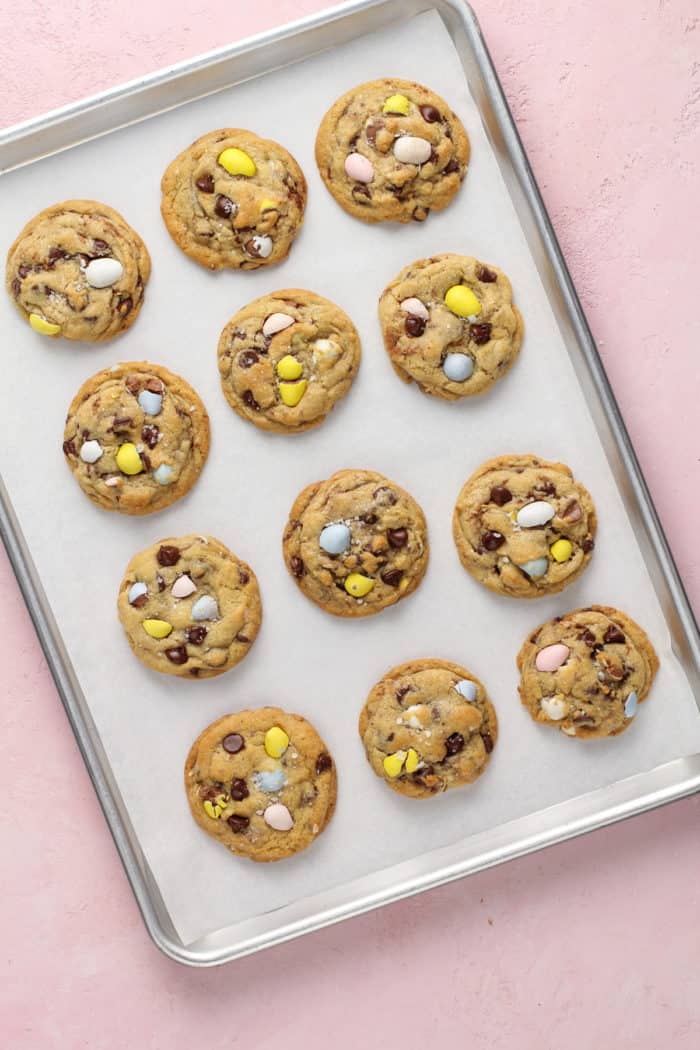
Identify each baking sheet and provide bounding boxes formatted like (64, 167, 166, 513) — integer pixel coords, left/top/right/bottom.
(1, 8, 699, 947)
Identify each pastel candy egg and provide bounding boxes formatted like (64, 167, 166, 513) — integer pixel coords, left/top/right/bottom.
(518, 557, 549, 579)
(550, 538, 573, 562)
(153, 464, 173, 485)
(246, 235, 272, 258)
(29, 313, 61, 336)
(264, 727, 289, 758)
(279, 379, 307, 406)
(443, 353, 474, 382)
(263, 803, 294, 831)
(79, 439, 103, 464)
(516, 501, 555, 528)
(192, 595, 219, 621)
(276, 355, 303, 381)
(444, 285, 481, 318)
(314, 338, 340, 361)
(137, 390, 163, 416)
(404, 748, 420, 774)
(142, 619, 172, 639)
(535, 643, 570, 672)
(383, 751, 406, 778)
(454, 679, 478, 701)
(116, 443, 143, 475)
(344, 573, 374, 598)
(128, 581, 148, 605)
(259, 197, 278, 213)
(217, 147, 256, 176)
(262, 312, 295, 337)
(319, 522, 351, 555)
(393, 135, 432, 164)
(383, 93, 410, 115)
(84, 257, 124, 288)
(624, 691, 638, 718)
(171, 575, 196, 598)
(540, 696, 569, 721)
(344, 153, 374, 183)
(254, 769, 286, 793)
(400, 297, 429, 320)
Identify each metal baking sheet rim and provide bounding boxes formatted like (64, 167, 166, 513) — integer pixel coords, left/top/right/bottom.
(1, 0, 699, 967)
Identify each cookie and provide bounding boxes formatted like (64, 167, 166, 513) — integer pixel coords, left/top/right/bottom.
(378, 254, 523, 399)
(62, 361, 210, 515)
(517, 605, 659, 738)
(160, 129, 306, 270)
(315, 78, 469, 223)
(452, 454, 597, 598)
(5, 199, 150, 342)
(359, 659, 497, 798)
(217, 289, 361, 433)
(184, 709, 337, 862)
(283, 468, 429, 618)
(118, 535, 261, 678)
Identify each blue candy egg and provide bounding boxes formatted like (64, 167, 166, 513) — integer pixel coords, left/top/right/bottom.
(138, 390, 163, 416)
(319, 522, 351, 555)
(254, 769, 286, 793)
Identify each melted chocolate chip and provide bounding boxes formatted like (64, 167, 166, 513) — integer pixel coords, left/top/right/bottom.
(365, 119, 383, 145)
(381, 569, 403, 588)
(443, 158, 460, 175)
(352, 185, 371, 202)
(157, 545, 180, 567)
(534, 479, 556, 497)
(242, 390, 260, 411)
(482, 530, 505, 551)
(230, 778, 249, 801)
(235, 633, 249, 643)
(470, 323, 492, 345)
(117, 296, 133, 317)
(387, 527, 408, 548)
(145, 378, 165, 394)
(111, 415, 133, 433)
(141, 424, 159, 449)
(62, 439, 76, 457)
(405, 315, 426, 337)
(581, 629, 597, 648)
(125, 374, 141, 395)
(419, 104, 441, 122)
(199, 785, 220, 801)
(361, 513, 378, 525)
(374, 486, 398, 505)
(290, 556, 305, 577)
(445, 732, 465, 756)
(156, 574, 165, 592)
(604, 625, 626, 644)
(582, 538, 595, 553)
(477, 265, 497, 283)
(131, 592, 148, 609)
(92, 239, 110, 256)
(396, 686, 410, 702)
(215, 194, 236, 218)
(560, 499, 582, 522)
(47, 247, 67, 267)
(18, 264, 31, 278)
(315, 753, 332, 775)
(222, 733, 245, 754)
(165, 645, 188, 665)
(238, 568, 250, 585)
(227, 814, 250, 833)
(238, 350, 259, 369)
(196, 173, 215, 193)
(490, 485, 512, 506)
(11, 278, 20, 297)
(185, 625, 207, 645)
(482, 732, 494, 754)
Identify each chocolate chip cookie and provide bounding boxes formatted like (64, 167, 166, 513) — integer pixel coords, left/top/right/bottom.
(5, 199, 150, 342)
(160, 129, 306, 270)
(359, 659, 497, 798)
(118, 535, 261, 678)
(315, 78, 469, 223)
(185, 708, 336, 862)
(517, 605, 658, 738)
(283, 468, 429, 617)
(378, 254, 523, 399)
(217, 289, 361, 433)
(453, 454, 597, 598)
(63, 362, 210, 515)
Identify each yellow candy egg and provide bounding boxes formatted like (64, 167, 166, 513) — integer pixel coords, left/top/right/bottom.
(279, 379, 307, 407)
(444, 285, 482, 318)
(142, 619, 173, 639)
(259, 197, 278, 212)
(550, 538, 574, 563)
(116, 442, 144, 475)
(203, 800, 222, 820)
(344, 573, 375, 598)
(276, 355, 303, 381)
(383, 93, 411, 115)
(265, 726, 289, 758)
(404, 748, 420, 774)
(29, 313, 61, 336)
(218, 147, 256, 176)
(383, 751, 406, 778)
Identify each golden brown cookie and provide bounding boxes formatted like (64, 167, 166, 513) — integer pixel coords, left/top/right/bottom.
(160, 129, 306, 270)
(62, 361, 210, 515)
(5, 199, 150, 342)
(315, 78, 469, 223)
(118, 535, 261, 678)
(283, 468, 429, 617)
(517, 605, 659, 738)
(185, 709, 337, 862)
(378, 253, 523, 399)
(359, 659, 497, 798)
(217, 289, 361, 433)
(452, 454, 597, 598)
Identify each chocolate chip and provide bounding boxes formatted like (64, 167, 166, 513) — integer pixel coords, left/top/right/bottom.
(559, 498, 582, 522)
(199, 785, 220, 801)
(62, 439, 76, 457)
(315, 753, 332, 775)
(290, 556, 305, 577)
(396, 686, 410, 702)
(365, 119, 383, 145)
(222, 733, 245, 754)
(374, 486, 398, 505)
(165, 645, 188, 665)
(11, 278, 20, 297)
(141, 424, 159, 449)
(482, 530, 505, 551)
(92, 239, 110, 256)
(573, 714, 596, 725)
(130, 593, 147, 609)
(196, 173, 215, 193)
(111, 415, 133, 433)
(361, 513, 378, 525)
(18, 264, 30, 278)
(185, 625, 207, 645)
(419, 104, 441, 122)
(47, 247, 67, 265)
(157, 545, 180, 566)
(443, 158, 460, 175)
(490, 485, 511, 505)
(470, 323, 492, 345)
(582, 538, 595, 553)
(405, 315, 426, 337)
(380, 569, 403, 588)
(412, 206, 430, 222)
(477, 265, 497, 283)
(243, 238, 264, 258)
(227, 814, 249, 833)
(238, 568, 250, 585)
(242, 390, 260, 411)
(581, 629, 597, 648)
(236, 350, 259, 370)
(156, 574, 165, 592)
(534, 479, 556, 497)
(145, 378, 165, 394)
(117, 296, 133, 317)
(125, 374, 141, 395)
(387, 527, 408, 548)
(482, 732, 494, 753)
(214, 194, 236, 218)
(230, 778, 249, 801)
(604, 625, 626, 644)
(235, 632, 249, 643)
(352, 185, 371, 202)
(444, 732, 465, 755)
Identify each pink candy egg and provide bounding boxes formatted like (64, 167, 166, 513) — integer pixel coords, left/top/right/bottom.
(263, 803, 294, 831)
(535, 643, 570, 672)
(344, 153, 374, 183)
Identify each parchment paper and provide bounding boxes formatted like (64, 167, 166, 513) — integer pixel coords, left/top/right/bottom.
(1, 10, 699, 947)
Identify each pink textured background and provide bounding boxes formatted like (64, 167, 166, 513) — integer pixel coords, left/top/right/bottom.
(2, 1, 699, 1046)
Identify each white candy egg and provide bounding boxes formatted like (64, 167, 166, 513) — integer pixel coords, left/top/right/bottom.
(516, 501, 555, 528)
(393, 136, 432, 164)
(262, 313, 295, 337)
(85, 257, 124, 288)
(540, 696, 569, 721)
(171, 575, 196, 598)
(454, 679, 478, 701)
(192, 595, 219, 621)
(79, 439, 103, 463)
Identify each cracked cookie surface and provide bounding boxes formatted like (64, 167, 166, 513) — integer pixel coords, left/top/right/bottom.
(315, 78, 469, 223)
(160, 128, 306, 270)
(283, 468, 429, 618)
(185, 708, 337, 862)
(63, 361, 210, 515)
(453, 454, 596, 598)
(217, 288, 361, 433)
(6, 199, 150, 342)
(379, 254, 523, 399)
(359, 659, 497, 798)
(118, 534, 261, 678)
(517, 605, 658, 738)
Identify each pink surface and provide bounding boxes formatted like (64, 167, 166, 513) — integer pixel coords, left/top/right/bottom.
(1, 1, 699, 1045)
